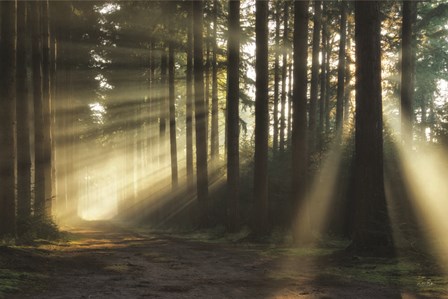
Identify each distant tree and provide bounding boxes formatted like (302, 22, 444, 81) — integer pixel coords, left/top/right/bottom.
(336, 1, 347, 134)
(309, 0, 321, 151)
(186, 2, 194, 189)
(279, 1, 289, 152)
(350, 1, 393, 254)
(401, 0, 417, 145)
(273, 1, 280, 154)
(17, 1, 32, 222)
(291, 0, 309, 238)
(226, 0, 240, 231)
(168, 40, 178, 188)
(210, 0, 219, 164)
(194, 0, 209, 222)
(254, 0, 269, 235)
(0, 0, 17, 237)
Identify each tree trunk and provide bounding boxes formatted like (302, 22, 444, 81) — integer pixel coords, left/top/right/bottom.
(319, 1, 327, 139)
(17, 1, 32, 223)
(160, 48, 168, 167)
(254, 0, 270, 235)
(193, 0, 209, 222)
(350, 1, 393, 254)
(401, 0, 416, 145)
(168, 42, 178, 188)
(324, 34, 331, 134)
(291, 0, 309, 239)
(0, 0, 17, 237)
(226, 0, 240, 231)
(186, 2, 194, 189)
(344, 16, 352, 125)
(41, 0, 53, 217)
(279, 1, 289, 152)
(336, 1, 347, 134)
(287, 62, 293, 146)
(210, 0, 219, 164)
(309, 1, 321, 152)
(32, 1, 47, 218)
(273, 2, 280, 155)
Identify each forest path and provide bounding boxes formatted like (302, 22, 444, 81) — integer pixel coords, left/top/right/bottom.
(10, 221, 432, 298)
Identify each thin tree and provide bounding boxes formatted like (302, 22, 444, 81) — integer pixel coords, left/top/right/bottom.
(336, 1, 347, 134)
(309, 1, 321, 152)
(350, 1, 393, 254)
(401, 0, 417, 145)
(273, 1, 280, 154)
(226, 0, 240, 231)
(279, 1, 289, 152)
(186, 2, 194, 189)
(291, 0, 309, 238)
(0, 0, 17, 237)
(319, 1, 327, 139)
(211, 0, 219, 164)
(254, 0, 269, 235)
(17, 1, 32, 222)
(168, 41, 178, 188)
(193, 0, 209, 222)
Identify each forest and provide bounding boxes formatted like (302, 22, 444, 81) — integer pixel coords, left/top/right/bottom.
(0, 0, 448, 297)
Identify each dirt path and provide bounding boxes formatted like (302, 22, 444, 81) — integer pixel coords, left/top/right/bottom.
(7, 221, 441, 298)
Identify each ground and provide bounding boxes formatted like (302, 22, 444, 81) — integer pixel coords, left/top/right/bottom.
(1, 221, 447, 298)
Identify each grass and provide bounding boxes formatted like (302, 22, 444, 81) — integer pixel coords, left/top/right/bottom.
(0, 269, 45, 298)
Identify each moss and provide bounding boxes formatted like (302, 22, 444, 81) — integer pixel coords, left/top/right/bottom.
(0, 269, 44, 298)
(104, 264, 131, 273)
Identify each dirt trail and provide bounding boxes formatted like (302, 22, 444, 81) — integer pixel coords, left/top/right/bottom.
(9, 221, 436, 298)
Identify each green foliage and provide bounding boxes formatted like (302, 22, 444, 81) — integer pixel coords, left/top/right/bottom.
(0, 269, 44, 298)
(16, 216, 61, 244)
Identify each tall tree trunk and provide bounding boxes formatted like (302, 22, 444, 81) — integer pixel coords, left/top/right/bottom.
(291, 0, 309, 239)
(32, 1, 47, 218)
(319, 1, 327, 139)
(336, 1, 347, 134)
(168, 42, 178, 188)
(343, 17, 352, 125)
(193, 0, 209, 222)
(205, 26, 211, 157)
(279, 1, 289, 152)
(186, 2, 194, 189)
(350, 1, 393, 254)
(17, 1, 32, 223)
(160, 48, 168, 167)
(210, 0, 219, 164)
(273, 2, 280, 155)
(226, 0, 240, 231)
(0, 0, 17, 237)
(324, 35, 331, 134)
(41, 0, 53, 217)
(401, 0, 416, 145)
(287, 62, 293, 145)
(254, 0, 269, 235)
(309, 1, 321, 152)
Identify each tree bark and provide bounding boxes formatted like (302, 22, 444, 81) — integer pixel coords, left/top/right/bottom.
(350, 1, 393, 254)
(0, 0, 17, 237)
(226, 0, 240, 231)
(254, 0, 269, 235)
(273, 2, 280, 155)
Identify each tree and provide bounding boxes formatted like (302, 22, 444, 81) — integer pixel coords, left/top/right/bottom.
(336, 1, 347, 134)
(210, 0, 219, 164)
(32, 0, 47, 218)
(0, 0, 17, 237)
(291, 0, 309, 238)
(273, 1, 280, 154)
(168, 40, 178, 188)
(309, 0, 321, 152)
(193, 0, 209, 222)
(401, 0, 417, 145)
(17, 1, 32, 222)
(254, 0, 269, 235)
(350, 1, 393, 254)
(226, 0, 240, 231)
(279, 1, 289, 152)
(186, 2, 194, 189)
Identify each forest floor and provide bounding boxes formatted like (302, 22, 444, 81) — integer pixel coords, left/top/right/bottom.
(1, 220, 448, 298)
